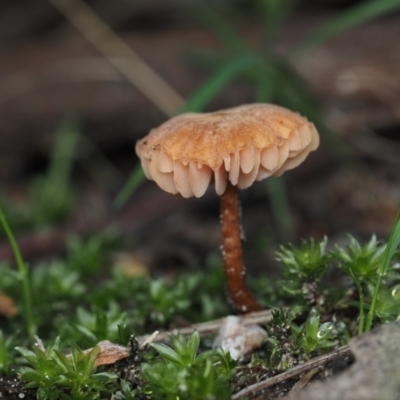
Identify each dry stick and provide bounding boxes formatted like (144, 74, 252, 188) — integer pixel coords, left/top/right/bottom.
(137, 309, 273, 344)
(220, 181, 261, 313)
(65, 310, 273, 367)
(231, 345, 352, 400)
(48, 0, 184, 118)
(288, 368, 319, 395)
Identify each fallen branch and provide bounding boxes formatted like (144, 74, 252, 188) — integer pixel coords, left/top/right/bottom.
(231, 345, 352, 399)
(48, 0, 184, 117)
(137, 309, 273, 344)
(66, 310, 274, 366)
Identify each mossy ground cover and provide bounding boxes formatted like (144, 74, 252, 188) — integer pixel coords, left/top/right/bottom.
(0, 217, 399, 399)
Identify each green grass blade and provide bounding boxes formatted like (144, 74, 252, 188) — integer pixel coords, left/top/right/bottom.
(380, 210, 400, 276)
(366, 205, 400, 332)
(252, 60, 278, 103)
(191, 2, 250, 54)
(181, 53, 260, 113)
(290, 0, 400, 59)
(265, 177, 294, 242)
(257, 0, 297, 50)
(48, 115, 80, 185)
(114, 166, 144, 209)
(0, 205, 35, 337)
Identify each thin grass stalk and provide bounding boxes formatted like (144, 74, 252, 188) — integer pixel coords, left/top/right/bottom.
(266, 178, 294, 242)
(181, 53, 259, 113)
(365, 206, 400, 332)
(289, 0, 400, 59)
(0, 205, 35, 337)
(114, 167, 145, 209)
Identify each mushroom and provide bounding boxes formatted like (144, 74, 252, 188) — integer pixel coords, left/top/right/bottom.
(135, 103, 320, 312)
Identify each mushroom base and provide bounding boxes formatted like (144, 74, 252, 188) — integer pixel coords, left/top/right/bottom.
(220, 181, 261, 313)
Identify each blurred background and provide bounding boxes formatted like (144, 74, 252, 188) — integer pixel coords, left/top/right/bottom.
(0, 0, 399, 277)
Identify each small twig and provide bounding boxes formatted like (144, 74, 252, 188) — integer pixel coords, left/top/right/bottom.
(64, 312, 272, 367)
(48, 0, 184, 117)
(231, 346, 352, 399)
(288, 368, 319, 395)
(137, 309, 273, 344)
(34, 335, 45, 352)
(139, 330, 159, 349)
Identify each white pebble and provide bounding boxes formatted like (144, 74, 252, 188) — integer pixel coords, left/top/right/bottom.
(213, 316, 267, 361)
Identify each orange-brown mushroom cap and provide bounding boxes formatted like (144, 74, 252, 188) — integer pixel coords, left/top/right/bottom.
(135, 103, 320, 198)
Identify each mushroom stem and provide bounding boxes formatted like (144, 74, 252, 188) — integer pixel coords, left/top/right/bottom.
(220, 181, 261, 313)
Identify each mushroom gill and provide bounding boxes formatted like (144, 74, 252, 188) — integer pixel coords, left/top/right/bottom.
(135, 103, 319, 198)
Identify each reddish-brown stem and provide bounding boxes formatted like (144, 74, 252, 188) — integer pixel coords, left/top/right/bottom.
(220, 181, 261, 313)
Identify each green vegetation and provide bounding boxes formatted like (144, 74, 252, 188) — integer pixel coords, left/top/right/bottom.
(16, 338, 117, 400)
(0, 204, 35, 338)
(0, 117, 79, 232)
(0, 1, 400, 398)
(142, 331, 236, 399)
(366, 208, 400, 331)
(265, 308, 337, 371)
(0, 208, 398, 397)
(0, 329, 17, 375)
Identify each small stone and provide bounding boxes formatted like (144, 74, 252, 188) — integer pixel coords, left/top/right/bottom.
(213, 316, 267, 360)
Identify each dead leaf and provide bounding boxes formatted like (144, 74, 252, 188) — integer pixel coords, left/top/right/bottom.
(114, 252, 149, 278)
(0, 290, 17, 318)
(66, 340, 129, 366)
